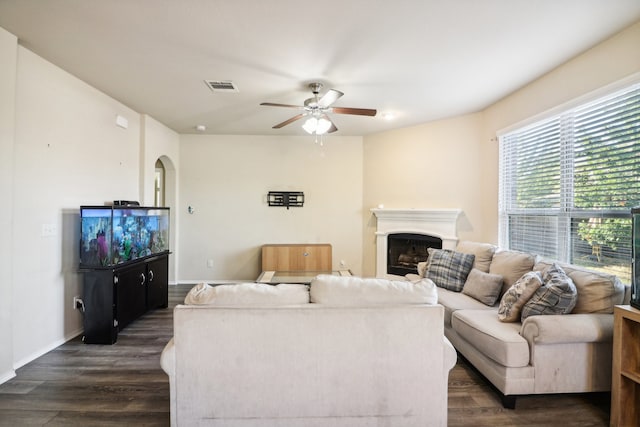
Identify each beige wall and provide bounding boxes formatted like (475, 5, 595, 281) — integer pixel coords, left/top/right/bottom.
(3, 40, 179, 374)
(480, 20, 640, 243)
(361, 20, 640, 276)
(0, 26, 17, 384)
(140, 114, 180, 282)
(361, 113, 486, 276)
(11, 46, 142, 367)
(178, 134, 364, 281)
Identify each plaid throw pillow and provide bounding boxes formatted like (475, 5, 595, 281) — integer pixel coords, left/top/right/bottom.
(521, 263, 577, 320)
(425, 248, 475, 292)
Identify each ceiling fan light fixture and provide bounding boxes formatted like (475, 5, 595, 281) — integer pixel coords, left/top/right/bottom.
(302, 117, 318, 134)
(303, 116, 331, 135)
(316, 117, 331, 134)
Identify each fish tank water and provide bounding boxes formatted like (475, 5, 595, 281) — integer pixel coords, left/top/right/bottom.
(632, 208, 640, 310)
(80, 206, 170, 268)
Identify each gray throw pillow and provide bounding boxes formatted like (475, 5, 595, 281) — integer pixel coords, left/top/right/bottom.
(425, 248, 475, 292)
(521, 263, 578, 320)
(462, 268, 504, 306)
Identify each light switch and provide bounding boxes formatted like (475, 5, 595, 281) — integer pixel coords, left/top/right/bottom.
(42, 224, 57, 237)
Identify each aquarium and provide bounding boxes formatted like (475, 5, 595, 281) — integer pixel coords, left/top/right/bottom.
(80, 206, 170, 268)
(632, 208, 640, 310)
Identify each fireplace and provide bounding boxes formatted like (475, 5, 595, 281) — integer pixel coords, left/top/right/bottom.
(371, 208, 462, 278)
(387, 233, 442, 276)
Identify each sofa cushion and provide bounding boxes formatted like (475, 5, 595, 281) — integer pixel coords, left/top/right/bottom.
(521, 263, 577, 320)
(456, 241, 497, 273)
(309, 275, 438, 305)
(498, 271, 543, 322)
(184, 282, 310, 305)
(533, 260, 625, 314)
(489, 249, 536, 295)
(452, 309, 530, 368)
(462, 268, 504, 306)
(424, 248, 475, 292)
(437, 287, 495, 328)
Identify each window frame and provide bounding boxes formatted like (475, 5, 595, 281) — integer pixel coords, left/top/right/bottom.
(497, 76, 640, 283)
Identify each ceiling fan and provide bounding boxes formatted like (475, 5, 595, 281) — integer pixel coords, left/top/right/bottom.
(260, 83, 377, 135)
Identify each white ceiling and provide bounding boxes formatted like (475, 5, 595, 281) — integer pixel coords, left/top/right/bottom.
(1, 0, 639, 136)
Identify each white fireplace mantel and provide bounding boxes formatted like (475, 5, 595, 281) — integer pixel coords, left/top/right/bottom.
(371, 208, 462, 278)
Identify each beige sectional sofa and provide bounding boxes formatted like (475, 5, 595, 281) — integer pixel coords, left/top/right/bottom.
(410, 241, 629, 408)
(161, 278, 457, 427)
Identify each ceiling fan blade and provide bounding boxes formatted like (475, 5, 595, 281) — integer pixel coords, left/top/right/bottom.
(331, 107, 377, 116)
(321, 114, 338, 134)
(260, 102, 303, 109)
(272, 113, 306, 129)
(317, 89, 344, 108)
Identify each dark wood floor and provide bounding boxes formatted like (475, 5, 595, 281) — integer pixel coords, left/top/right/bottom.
(0, 284, 611, 426)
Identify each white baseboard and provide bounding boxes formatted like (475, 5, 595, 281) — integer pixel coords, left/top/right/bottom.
(13, 327, 83, 371)
(0, 369, 16, 386)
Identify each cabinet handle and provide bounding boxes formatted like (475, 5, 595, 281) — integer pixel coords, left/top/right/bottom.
(149, 270, 154, 282)
(140, 272, 146, 285)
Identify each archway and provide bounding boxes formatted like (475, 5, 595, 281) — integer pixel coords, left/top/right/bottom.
(154, 159, 165, 207)
(155, 155, 177, 283)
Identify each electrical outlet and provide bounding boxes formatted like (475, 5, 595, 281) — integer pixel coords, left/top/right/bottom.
(207, 259, 214, 268)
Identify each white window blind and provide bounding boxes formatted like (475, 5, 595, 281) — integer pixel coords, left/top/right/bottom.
(499, 83, 640, 283)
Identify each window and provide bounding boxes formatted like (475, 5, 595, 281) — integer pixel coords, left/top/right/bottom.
(499, 83, 640, 283)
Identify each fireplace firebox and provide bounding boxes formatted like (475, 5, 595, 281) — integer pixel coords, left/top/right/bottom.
(387, 233, 442, 276)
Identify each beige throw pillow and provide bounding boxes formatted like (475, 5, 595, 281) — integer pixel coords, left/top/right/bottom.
(498, 271, 543, 322)
(456, 241, 497, 273)
(489, 250, 536, 295)
(462, 268, 504, 306)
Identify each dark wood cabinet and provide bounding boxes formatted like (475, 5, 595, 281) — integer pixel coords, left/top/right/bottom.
(82, 254, 169, 344)
(146, 256, 169, 310)
(115, 262, 148, 331)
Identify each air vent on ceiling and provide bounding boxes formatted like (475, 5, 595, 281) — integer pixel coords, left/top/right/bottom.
(204, 80, 239, 93)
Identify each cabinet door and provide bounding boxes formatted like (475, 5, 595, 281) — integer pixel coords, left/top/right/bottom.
(147, 256, 168, 309)
(82, 270, 117, 344)
(115, 263, 147, 330)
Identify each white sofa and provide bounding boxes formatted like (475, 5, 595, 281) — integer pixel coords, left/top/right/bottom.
(410, 241, 629, 408)
(161, 278, 457, 427)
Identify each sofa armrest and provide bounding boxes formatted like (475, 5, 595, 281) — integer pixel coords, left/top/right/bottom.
(443, 336, 457, 372)
(160, 337, 176, 427)
(520, 313, 613, 345)
(160, 337, 175, 376)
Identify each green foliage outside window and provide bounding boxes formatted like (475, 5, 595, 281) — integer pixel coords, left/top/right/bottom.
(501, 83, 640, 284)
